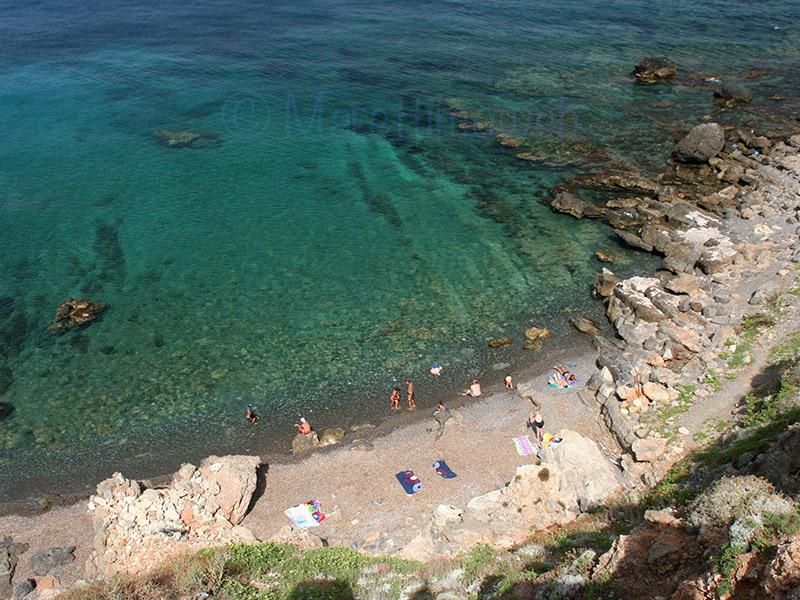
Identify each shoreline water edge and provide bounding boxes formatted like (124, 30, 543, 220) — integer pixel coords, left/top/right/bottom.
(2, 60, 800, 597)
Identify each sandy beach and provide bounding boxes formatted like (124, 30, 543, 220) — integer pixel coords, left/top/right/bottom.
(0, 337, 612, 589)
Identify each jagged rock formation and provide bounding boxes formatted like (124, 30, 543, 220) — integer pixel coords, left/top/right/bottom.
(631, 56, 677, 83)
(46, 299, 106, 334)
(86, 455, 260, 577)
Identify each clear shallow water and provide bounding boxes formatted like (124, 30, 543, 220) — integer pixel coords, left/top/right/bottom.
(0, 0, 798, 499)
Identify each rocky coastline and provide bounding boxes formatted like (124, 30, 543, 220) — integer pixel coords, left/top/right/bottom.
(3, 72, 800, 600)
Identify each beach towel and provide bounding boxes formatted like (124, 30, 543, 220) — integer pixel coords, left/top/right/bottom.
(542, 433, 563, 448)
(433, 459, 457, 479)
(514, 435, 537, 456)
(395, 470, 423, 495)
(284, 500, 325, 529)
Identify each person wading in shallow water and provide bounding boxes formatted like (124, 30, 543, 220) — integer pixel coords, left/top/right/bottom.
(390, 388, 401, 411)
(404, 379, 416, 411)
(246, 403, 259, 425)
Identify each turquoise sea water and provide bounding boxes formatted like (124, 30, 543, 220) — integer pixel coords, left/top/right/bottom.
(1, 0, 798, 499)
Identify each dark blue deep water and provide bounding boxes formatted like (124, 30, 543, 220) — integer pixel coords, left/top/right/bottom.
(1, 0, 798, 499)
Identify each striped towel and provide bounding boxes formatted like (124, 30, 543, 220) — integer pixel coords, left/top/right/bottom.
(514, 435, 537, 456)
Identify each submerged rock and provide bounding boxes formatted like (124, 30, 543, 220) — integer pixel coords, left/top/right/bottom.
(673, 123, 726, 164)
(550, 191, 605, 219)
(495, 133, 522, 148)
(153, 129, 220, 149)
(713, 85, 753, 107)
(488, 336, 513, 348)
(0, 402, 13, 421)
(46, 299, 106, 334)
(631, 56, 677, 84)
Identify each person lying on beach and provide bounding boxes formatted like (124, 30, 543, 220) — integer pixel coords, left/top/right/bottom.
(550, 365, 576, 388)
(295, 417, 313, 435)
(390, 388, 401, 411)
(433, 401, 451, 439)
(504, 374, 514, 389)
(404, 379, 416, 410)
(246, 404, 259, 425)
(429, 362, 443, 376)
(461, 378, 482, 397)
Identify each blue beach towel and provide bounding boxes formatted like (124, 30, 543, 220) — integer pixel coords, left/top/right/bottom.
(433, 459, 457, 479)
(395, 470, 423, 495)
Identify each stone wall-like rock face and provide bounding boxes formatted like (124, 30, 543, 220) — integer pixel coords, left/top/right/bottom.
(86, 455, 260, 577)
(399, 430, 622, 561)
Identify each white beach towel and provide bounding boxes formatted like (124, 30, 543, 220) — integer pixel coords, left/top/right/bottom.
(284, 504, 320, 529)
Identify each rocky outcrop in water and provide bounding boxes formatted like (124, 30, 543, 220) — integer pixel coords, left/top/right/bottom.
(86, 455, 259, 577)
(631, 56, 677, 84)
(712, 85, 753, 107)
(563, 129, 800, 475)
(673, 123, 726, 164)
(46, 299, 106, 334)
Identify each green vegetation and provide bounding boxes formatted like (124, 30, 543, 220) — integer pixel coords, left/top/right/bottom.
(703, 372, 723, 392)
(654, 383, 696, 440)
(64, 543, 421, 600)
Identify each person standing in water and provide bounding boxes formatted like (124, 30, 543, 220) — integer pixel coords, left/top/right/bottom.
(246, 403, 259, 425)
(504, 374, 514, 389)
(390, 388, 401, 411)
(404, 379, 416, 411)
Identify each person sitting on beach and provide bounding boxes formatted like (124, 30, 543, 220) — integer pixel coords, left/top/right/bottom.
(246, 404, 259, 425)
(295, 417, 313, 435)
(429, 362, 443, 376)
(504, 374, 514, 389)
(390, 388, 401, 411)
(462, 378, 482, 397)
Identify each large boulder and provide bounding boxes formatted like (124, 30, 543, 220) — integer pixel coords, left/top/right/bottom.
(673, 123, 726, 164)
(292, 432, 320, 454)
(46, 299, 106, 334)
(29, 547, 75, 577)
(1, 537, 29, 599)
(631, 56, 677, 83)
(198, 455, 260, 525)
(87, 456, 260, 577)
(540, 429, 624, 511)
